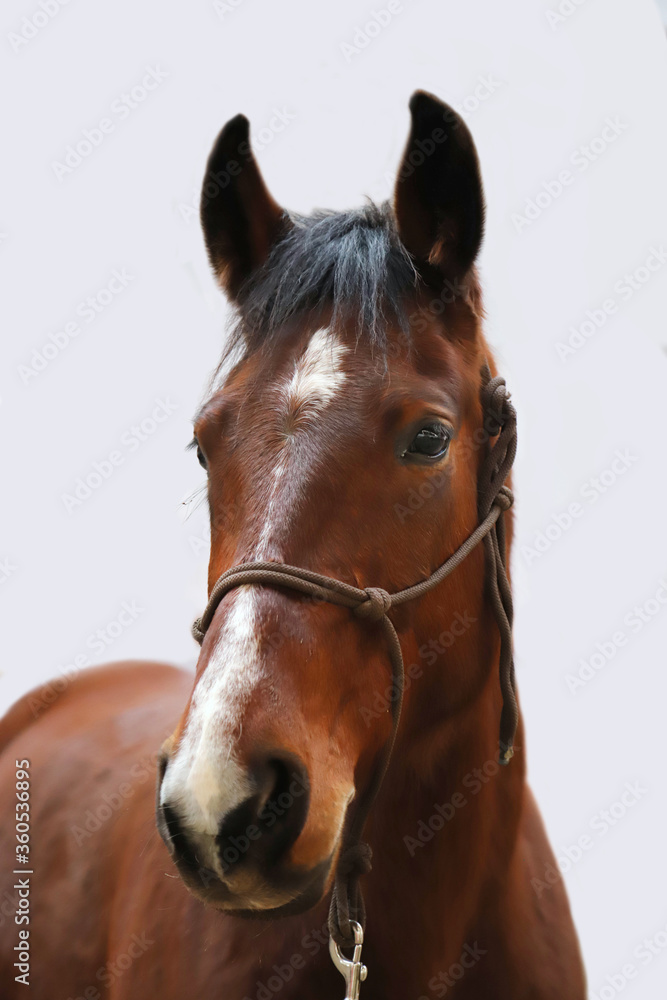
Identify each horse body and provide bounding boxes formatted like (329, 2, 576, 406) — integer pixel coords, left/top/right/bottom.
(0, 90, 586, 997)
(0, 661, 582, 999)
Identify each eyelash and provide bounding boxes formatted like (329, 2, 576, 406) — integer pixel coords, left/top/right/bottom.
(188, 437, 208, 471)
(401, 422, 452, 461)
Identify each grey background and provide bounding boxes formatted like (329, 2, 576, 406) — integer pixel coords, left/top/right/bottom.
(2, 0, 667, 995)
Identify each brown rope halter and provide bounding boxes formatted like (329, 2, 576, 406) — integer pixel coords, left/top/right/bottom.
(191, 362, 518, 947)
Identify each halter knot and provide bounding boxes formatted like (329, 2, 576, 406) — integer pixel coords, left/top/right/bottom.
(494, 486, 514, 511)
(191, 617, 204, 644)
(336, 841, 373, 879)
(482, 374, 512, 435)
(354, 587, 392, 621)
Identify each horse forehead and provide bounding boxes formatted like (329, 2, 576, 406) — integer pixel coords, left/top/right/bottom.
(276, 326, 350, 412)
(218, 327, 357, 561)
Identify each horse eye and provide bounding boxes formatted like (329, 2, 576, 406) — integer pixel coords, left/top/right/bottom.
(190, 437, 208, 470)
(407, 423, 451, 459)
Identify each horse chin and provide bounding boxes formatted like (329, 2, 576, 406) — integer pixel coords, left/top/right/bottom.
(173, 854, 334, 920)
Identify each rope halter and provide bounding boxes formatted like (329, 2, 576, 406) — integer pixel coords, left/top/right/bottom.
(190, 361, 518, 955)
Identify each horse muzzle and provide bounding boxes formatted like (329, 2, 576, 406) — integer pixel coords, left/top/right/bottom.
(156, 746, 342, 915)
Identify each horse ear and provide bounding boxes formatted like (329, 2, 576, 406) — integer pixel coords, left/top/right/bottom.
(200, 114, 289, 299)
(394, 91, 485, 281)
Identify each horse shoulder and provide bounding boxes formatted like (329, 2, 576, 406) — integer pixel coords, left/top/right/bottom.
(0, 661, 192, 999)
(509, 785, 587, 998)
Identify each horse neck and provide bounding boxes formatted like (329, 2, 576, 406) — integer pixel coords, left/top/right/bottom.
(360, 572, 526, 988)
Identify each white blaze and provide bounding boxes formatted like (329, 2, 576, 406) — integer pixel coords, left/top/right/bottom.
(163, 329, 348, 863)
(283, 326, 348, 414)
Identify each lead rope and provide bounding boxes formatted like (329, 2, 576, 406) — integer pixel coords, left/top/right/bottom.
(191, 362, 517, 995)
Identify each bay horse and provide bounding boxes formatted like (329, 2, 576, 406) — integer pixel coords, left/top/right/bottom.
(0, 91, 586, 999)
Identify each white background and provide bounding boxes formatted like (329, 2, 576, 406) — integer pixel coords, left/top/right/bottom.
(2, 0, 667, 995)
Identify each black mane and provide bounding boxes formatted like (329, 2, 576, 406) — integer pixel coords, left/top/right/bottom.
(231, 201, 418, 353)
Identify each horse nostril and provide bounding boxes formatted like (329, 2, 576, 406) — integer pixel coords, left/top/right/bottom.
(216, 753, 310, 874)
(261, 756, 310, 861)
(159, 802, 200, 867)
(157, 752, 168, 785)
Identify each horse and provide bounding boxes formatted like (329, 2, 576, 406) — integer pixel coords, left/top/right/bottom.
(0, 90, 586, 999)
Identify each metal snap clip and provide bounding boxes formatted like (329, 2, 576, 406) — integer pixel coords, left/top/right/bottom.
(329, 921, 368, 1000)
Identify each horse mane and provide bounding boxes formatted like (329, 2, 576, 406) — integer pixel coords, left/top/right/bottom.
(227, 201, 418, 356)
(212, 200, 485, 395)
